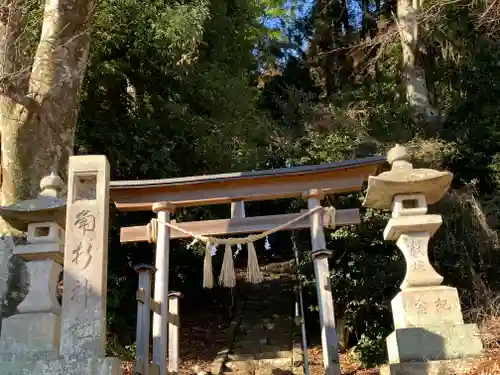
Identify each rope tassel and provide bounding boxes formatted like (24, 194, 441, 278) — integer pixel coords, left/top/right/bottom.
(147, 205, 334, 288)
(219, 244, 236, 287)
(203, 241, 214, 289)
(246, 242, 263, 284)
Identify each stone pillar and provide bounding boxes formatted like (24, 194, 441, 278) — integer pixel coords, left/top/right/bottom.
(60, 156, 111, 358)
(57, 155, 121, 374)
(364, 145, 483, 374)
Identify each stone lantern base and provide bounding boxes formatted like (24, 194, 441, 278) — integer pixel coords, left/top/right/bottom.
(0, 313, 60, 355)
(386, 323, 483, 364)
(0, 356, 122, 375)
(387, 286, 483, 362)
(380, 357, 479, 375)
(381, 285, 483, 375)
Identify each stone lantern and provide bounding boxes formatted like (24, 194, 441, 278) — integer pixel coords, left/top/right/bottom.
(0, 173, 66, 358)
(364, 145, 483, 374)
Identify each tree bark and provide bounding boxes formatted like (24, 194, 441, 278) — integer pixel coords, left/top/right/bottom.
(0, 0, 93, 321)
(0, 0, 92, 210)
(397, 0, 439, 123)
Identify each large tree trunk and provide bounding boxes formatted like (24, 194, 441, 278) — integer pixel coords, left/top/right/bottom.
(1, 0, 92, 212)
(397, 0, 439, 124)
(0, 0, 93, 320)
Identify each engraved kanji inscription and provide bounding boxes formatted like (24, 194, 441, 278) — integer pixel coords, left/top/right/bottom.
(414, 298, 428, 314)
(435, 298, 452, 311)
(411, 260, 427, 272)
(71, 242, 93, 270)
(68, 318, 94, 340)
(74, 210, 96, 235)
(71, 278, 92, 309)
(406, 237, 423, 257)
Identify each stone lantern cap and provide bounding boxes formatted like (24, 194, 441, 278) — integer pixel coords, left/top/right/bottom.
(363, 144, 453, 210)
(0, 173, 66, 231)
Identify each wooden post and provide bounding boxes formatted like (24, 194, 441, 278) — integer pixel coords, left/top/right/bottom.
(231, 200, 246, 219)
(168, 292, 183, 374)
(230, 199, 245, 272)
(152, 202, 174, 375)
(134, 264, 155, 374)
(231, 200, 246, 251)
(303, 190, 341, 375)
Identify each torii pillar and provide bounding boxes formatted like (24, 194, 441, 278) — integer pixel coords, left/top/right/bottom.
(303, 189, 341, 375)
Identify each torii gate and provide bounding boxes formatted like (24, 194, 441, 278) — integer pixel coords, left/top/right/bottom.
(110, 156, 385, 375)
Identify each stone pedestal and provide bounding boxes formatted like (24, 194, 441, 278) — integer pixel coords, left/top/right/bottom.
(380, 358, 478, 375)
(0, 313, 60, 355)
(386, 285, 484, 367)
(1, 357, 122, 375)
(18, 258, 62, 313)
(387, 324, 482, 363)
(391, 286, 464, 329)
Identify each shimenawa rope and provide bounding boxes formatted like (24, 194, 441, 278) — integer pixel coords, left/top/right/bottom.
(147, 206, 336, 287)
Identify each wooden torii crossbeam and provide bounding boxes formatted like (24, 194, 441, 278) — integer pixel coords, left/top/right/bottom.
(110, 156, 386, 375)
(120, 208, 361, 242)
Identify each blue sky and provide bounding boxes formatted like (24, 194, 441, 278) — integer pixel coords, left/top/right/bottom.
(256, 0, 365, 67)
(261, 0, 365, 53)
(260, 0, 314, 53)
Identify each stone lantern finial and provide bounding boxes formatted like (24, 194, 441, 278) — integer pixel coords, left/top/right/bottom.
(387, 144, 413, 173)
(387, 144, 410, 164)
(39, 173, 64, 198)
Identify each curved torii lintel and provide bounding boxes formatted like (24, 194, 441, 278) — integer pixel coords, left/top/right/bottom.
(109, 155, 387, 211)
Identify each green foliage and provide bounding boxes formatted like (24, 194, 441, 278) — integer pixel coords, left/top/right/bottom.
(78, 0, 275, 181)
(354, 333, 388, 368)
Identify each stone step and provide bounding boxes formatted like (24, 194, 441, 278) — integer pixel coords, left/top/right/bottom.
(219, 275, 299, 375)
(259, 344, 292, 353)
(258, 357, 293, 370)
(226, 357, 293, 373)
(229, 350, 291, 361)
(292, 342, 304, 367)
(222, 368, 303, 375)
(228, 353, 256, 361)
(258, 350, 292, 360)
(232, 337, 268, 348)
(266, 339, 292, 348)
(225, 359, 257, 372)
